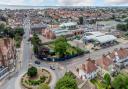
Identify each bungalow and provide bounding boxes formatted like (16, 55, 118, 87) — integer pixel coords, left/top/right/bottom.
(96, 54, 114, 75)
(78, 58, 98, 80)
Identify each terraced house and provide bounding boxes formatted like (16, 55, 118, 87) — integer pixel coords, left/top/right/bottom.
(0, 38, 16, 79)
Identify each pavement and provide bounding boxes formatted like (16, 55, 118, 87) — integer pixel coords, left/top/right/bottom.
(60, 41, 128, 74)
(1, 16, 59, 89)
(0, 16, 31, 89)
(1, 16, 128, 89)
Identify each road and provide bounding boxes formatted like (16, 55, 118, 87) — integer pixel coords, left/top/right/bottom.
(1, 16, 128, 89)
(1, 16, 31, 89)
(60, 42, 128, 71)
(1, 16, 59, 89)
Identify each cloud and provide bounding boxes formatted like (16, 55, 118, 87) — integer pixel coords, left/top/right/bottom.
(57, 0, 93, 6)
(31, 0, 44, 5)
(0, 0, 45, 5)
(0, 0, 25, 5)
(105, 0, 128, 4)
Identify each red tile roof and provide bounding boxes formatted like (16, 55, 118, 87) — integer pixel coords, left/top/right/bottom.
(96, 54, 113, 70)
(82, 58, 97, 73)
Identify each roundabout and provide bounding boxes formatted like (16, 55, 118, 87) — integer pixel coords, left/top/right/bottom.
(15, 66, 56, 89)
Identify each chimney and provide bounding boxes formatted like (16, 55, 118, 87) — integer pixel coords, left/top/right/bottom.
(102, 54, 106, 58)
(92, 60, 95, 64)
(82, 64, 86, 71)
(3, 38, 9, 48)
(120, 48, 123, 50)
(87, 58, 91, 61)
(108, 51, 111, 55)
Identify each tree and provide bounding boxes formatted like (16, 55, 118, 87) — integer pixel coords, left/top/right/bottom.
(31, 34, 41, 46)
(55, 72, 78, 89)
(112, 73, 128, 89)
(111, 14, 116, 20)
(14, 27, 24, 36)
(116, 24, 127, 31)
(54, 36, 69, 57)
(27, 66, 37, 77)
(38, 83, 50, 89)
(79, 17, 84, 25)
(103, 73, 111, 88)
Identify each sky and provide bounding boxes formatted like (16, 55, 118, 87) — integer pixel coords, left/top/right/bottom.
(0, 0, 128, 6)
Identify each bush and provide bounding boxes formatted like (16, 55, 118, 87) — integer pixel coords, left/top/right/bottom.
(27, 66, 37, 77)
(38, 83, 50, 89)
(40, 76, 46, 83)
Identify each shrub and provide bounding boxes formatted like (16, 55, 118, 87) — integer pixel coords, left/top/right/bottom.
(27, 66, 37, 77)
(38, 83, 50, 89)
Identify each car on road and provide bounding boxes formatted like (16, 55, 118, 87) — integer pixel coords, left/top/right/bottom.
(50, 66, 55, 70)
(34, 60, 40, 65)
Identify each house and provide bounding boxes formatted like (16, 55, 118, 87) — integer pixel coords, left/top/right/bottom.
(109, 48, 128, 63)
(0, 38, 16, 68)
(78, 58, 98, 80)
(96, 54, 114, 75)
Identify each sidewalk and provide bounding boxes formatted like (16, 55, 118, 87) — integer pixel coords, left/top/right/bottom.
(0, 40, 24, 87)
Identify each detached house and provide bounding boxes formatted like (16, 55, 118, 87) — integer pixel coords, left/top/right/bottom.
(78, 58, 98, 80)
(96, 54, 114, 75)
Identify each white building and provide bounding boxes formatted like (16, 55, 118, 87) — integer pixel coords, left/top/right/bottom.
(95, 35, 117, 44)
(78, 59, 99, 80)
(83, 31, 104, 41)
(59, 22, 77, 30)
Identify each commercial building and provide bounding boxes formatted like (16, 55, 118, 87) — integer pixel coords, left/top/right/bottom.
(42, 22, 84, 39)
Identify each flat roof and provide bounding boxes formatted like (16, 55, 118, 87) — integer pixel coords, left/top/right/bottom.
(84, 31, 104, 40)
(60, 22, 77, 27)
(95, 35, 117, 43)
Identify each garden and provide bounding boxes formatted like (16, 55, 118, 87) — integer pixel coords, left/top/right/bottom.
(31, 34, 85, 62)
(21, 66, 51, 89)
(90, 72, 128, 89)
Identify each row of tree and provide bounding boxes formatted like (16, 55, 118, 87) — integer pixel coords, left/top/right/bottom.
(116, 22, 128, 31)
(0, 24, 24, 48)
(31, 33, 42, 54)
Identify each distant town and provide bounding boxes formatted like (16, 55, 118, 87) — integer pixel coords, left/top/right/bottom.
(0, 6, 128, 89)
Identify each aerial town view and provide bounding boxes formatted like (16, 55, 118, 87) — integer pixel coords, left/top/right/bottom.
(0, 0, 128, 89)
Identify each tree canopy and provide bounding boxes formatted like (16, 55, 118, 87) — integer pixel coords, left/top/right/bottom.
(55, 72, 78, 89)
(116, 23, 128, 31)
(79, 17, 84, 25)
(112, 73, 128, 89)
(27, 66, 37, 77)
(54, 36, 69, 57)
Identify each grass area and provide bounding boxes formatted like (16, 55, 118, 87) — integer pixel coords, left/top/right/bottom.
(48, 43, 84, 57)
(90, 78, 106, 89)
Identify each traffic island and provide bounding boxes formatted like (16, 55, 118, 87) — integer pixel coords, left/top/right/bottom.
(21, 66, 51, 89)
